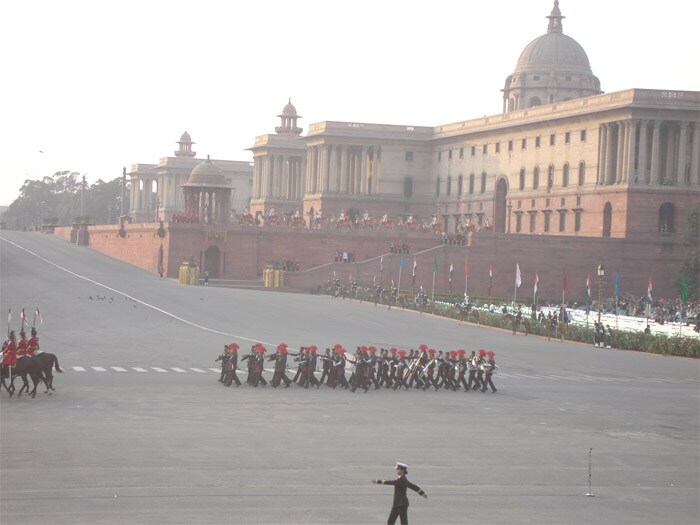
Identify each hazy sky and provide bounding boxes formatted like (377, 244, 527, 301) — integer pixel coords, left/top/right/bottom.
(1, 0, 698, 205)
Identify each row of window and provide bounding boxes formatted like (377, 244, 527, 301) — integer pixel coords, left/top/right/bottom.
(514, 210, 582, 234)
(436, 173, 487, 197)
(434, 162, 586, 198)
(434, 130, 588, 162)
(519, 162, 586, 191)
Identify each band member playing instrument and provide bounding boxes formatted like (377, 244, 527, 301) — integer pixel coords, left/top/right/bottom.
(372, 462, 427, 525)
(269, 343, 292, 388)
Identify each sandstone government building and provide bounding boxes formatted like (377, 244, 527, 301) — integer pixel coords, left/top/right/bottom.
(65, 1, 699, 300)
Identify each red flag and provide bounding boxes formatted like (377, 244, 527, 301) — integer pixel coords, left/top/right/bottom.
(464, 255, 469, 277)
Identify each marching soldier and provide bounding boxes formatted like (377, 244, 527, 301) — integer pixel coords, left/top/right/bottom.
(224, 343, 241, 387)
(454, 350, 469, 391)
(466, 350, 478, 391)
(318, 348, 332, 386)
(481, 351, 497, 393)
(331, 346, 349, 389)
(472, 349, 487, 390)
(215, 345, 230, 383)
(307, 346, 321, 387)
(269, 343, 292, 387)
(371, 462, 427, 525)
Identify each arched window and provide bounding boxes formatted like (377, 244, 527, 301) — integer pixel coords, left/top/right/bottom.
(658, 202, 676, 234)
(519, 168, 526, 190)
(446, 176, 452, 196)
(562, 163, 569, 187)
(578, 161, 585, 186)
(547, 165, 554, 191)
(480, 172, 487, 193)
(469, 173, 475, 194)
(533, 166, 540, 189)
(404, 177, 414, 198)
(457, 175, 463, 196)
(528, 96, 542, 107)
(603, 202, 612, 237)
(436, 176, 441, 197)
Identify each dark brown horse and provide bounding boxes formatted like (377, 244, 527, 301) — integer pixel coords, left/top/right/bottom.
(1, 356, 45, 398)
(35, 352, 63, 393)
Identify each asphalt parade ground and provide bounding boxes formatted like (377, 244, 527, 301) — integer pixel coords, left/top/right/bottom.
(1, 231, 698, 525)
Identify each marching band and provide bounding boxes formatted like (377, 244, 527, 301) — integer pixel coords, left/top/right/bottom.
(216, 343, 499, 393)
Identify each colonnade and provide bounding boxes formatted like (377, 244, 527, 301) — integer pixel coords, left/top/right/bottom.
(252, 144, 382, 201)
(597, 120, 700, 186)
(183, 188, 231, 224)
(129, 176, 157, 219)
(305, 144, 381, 196)
(252, 155, 305, 200)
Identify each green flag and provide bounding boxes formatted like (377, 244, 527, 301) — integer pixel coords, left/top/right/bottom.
(433, 254, 438, 274)
(680, 276, 689, 302)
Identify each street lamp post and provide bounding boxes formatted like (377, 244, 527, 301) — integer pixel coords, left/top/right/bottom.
(597, 263, 605, 324)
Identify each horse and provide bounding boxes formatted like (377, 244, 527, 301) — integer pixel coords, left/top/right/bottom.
(333, 216, 353, 231)
(35, 352, 63, 393)
(1, 355, 45, 398)
(504, 313, 530, 336)
(360, 217, 377, 231)
(456, 303, 481, 324)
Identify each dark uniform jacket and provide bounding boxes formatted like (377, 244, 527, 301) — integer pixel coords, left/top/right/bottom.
(379, 474, 425, 508)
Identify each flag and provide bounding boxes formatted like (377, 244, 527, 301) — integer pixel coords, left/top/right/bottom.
(464, 255, 469, 278)
(585, 273, 591, 301)
(35, 307, 42, 324)
(379, 256, 384, 274)
(562, 269, 567, 293)
(7, 308, 10, 326)
(433, 255, 438, 274)
(533, 272, 539, 296)
(449, 263, 454, 282)
(647, 278, 653, 302)
(614, 271, 621, 298)
(489, 265, 493, 288)
(21, 308, 27, 323)
(680, 276, 689, 302)
(515, 264, 521, 288)
(400, 253, 406, 269)
(412, 257, 417, 286)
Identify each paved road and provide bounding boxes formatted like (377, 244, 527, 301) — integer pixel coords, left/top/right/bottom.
(1, 231, 698, 525)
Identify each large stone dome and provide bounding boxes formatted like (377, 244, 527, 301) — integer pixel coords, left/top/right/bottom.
(502, 1, 601, 112)
(514, 32, 592, 74)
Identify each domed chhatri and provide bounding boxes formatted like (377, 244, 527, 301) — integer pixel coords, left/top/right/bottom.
(175, 130, 196, 158)
(184, 155, 230, 188)
(275, 98, 303, 135)
(502, 1, 601, 112)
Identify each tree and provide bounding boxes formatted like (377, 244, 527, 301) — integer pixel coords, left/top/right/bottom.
(1, 171, 124, 229)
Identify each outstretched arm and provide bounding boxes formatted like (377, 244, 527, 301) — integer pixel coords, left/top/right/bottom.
(371, 479, 397, 485)
(407, 481, 428, 499)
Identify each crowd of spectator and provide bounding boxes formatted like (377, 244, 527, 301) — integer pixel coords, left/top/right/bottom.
(441, 233, 467, 245)
(389, 242, 411, 254)
(334, 250, 356, 263)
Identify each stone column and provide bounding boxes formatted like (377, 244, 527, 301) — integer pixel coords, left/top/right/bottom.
(340, 147, 348, 194)
(637, 120, 648, 184)
(319, 145, 327, 193)
(375, 147, 381, 194)
(665, 125, 676, 185)
(267, 156, 275, 197)
(300, 156, 307, 198)
(625, 120, 637, 183)
(615, 121, 626, 184)
(597, 123, 608, 185)
(650, 120, 661, 185)
(691, 122, 700, 187)
(677, 121, 688, 185)
(310, 147, 318, 194)
(360, 146, 368, 195)
(604, 123, 616, 185)
(328, 145, 337, 193)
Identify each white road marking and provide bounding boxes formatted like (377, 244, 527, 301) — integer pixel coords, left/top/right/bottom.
(208, 368, 220, 373)
(190, 368, 206, 373)
(171, 367, 187, 373)
(92, 366, 107, 372)
(111, 367, 127, 372)
(72, 366, 86, 372)
(132, 367, 147, 372)
(152, 367, 167, 372)
(0, 237, 270, 346)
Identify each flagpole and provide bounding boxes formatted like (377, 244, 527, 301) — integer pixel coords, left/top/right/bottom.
(397, 264, 403, 296)
(431, 269, 436, 315)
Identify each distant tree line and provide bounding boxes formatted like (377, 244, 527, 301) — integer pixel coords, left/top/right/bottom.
(1, 171, 127, 229)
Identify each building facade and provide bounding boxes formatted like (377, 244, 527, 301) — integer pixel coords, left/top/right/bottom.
(248, 1, 699, 242)
(128, 131, 253, 222)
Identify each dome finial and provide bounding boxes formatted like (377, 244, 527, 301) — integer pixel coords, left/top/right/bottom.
(546, 0, 565, 33)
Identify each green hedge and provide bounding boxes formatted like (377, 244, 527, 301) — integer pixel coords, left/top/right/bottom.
(318, 285, 700, 358)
